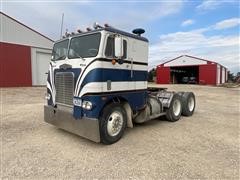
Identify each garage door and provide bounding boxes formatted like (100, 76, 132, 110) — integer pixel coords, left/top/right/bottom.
(35, 52, 51, 85)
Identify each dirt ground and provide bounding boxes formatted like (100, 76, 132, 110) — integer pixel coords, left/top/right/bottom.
(1, 84, 239, 179)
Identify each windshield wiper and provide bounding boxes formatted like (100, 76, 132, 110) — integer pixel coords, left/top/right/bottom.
(54, 55, 66, 61)
(73, 52, 85, 61)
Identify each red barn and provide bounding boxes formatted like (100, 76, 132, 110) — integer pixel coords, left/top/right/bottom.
(156, 55, 228, 85)
(0, 12, 53, 87)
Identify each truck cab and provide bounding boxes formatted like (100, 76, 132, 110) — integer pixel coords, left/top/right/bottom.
(44, 25, 196, 144)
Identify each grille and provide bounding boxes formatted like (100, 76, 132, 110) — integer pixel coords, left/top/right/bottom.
(55, 72, 74, 106)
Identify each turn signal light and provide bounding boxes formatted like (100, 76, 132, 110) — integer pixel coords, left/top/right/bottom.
(112, 59, 116, 65)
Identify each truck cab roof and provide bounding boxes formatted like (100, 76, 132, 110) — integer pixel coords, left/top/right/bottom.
(59, 27, 149, 43)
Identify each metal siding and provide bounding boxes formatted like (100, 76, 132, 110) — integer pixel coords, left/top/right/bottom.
(217, 64, 221, 85)
(221, 67, 225, 84)
(220, 66, 222, 84)
(0, 13, 53, 49)
(0, 42, 32, 87)
(199, 64, 217, 85)
(164, 56, 207, 67)
(225, 69, 228, 82)
(156, 66, 170, 84)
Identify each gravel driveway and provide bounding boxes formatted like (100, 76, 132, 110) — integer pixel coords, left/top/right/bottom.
(1, 84, 239, 179)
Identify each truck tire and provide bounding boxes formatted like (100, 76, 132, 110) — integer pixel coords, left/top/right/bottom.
(99, 103, 127, 144)
(166, 93, 182, 122)
(181, 92, 196, 116)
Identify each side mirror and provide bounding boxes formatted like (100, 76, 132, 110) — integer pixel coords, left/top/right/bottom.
(114, 36, 123, 58)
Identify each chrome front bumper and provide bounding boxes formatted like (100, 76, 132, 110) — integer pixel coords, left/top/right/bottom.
(44, 105, 100, 142)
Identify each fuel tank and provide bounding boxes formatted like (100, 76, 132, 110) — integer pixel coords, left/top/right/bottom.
(134, 96, 163, 123)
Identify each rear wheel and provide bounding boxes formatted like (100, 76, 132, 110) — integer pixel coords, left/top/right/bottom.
(166, 94, 182, 122)
(99, 103, 127, 144)
(181, 92, 196, 116)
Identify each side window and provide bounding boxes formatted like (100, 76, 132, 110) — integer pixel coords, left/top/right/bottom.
(105, 36, 114, 57)
(105, 36, 127, 59)
(123, 40, 127, 59)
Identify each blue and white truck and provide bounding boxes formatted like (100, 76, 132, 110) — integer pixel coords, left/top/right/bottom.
(44, 24, 196, 144)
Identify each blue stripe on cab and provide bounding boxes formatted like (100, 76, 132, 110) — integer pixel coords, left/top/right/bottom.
(80, 68, 147, 89)
(73, 90, 147, 119)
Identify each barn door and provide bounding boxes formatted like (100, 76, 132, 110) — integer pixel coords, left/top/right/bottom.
(36, 52, 51, 85)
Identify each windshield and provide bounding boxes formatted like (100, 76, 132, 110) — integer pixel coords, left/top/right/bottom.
(52, 39, 69, 61)
(68, 33, 101, 59)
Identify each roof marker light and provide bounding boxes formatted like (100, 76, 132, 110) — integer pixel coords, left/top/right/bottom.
(86, 27, 92, 31)
(104, 23, 110, 28)
(65, 29, 70, 37)
(93, 22, 103, 29)
(77, 29, 82, 33)
(65, 32, 70, 37)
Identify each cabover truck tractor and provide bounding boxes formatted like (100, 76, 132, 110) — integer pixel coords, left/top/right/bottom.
(44, 24, 196, 144)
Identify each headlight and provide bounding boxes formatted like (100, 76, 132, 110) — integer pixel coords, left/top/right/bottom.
(73, 98, 82, 107)
(45, 93, 51, 100)
(82, 101, 93, 110)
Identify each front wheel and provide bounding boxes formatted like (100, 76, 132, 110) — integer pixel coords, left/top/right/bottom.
(99, 103, 127, 144)
(166, 94, 182, 122)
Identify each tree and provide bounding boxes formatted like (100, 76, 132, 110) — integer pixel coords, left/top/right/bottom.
(227, 71, 235, 82)
(235, 72, 240, 83)
(148, 68, 156, 82)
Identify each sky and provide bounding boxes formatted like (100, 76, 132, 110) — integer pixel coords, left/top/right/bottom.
(1, 0, 240, 73)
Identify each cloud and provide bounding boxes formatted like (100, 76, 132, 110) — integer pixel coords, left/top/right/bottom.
(196, 0, 238, 11)
(214, 18, 240, 30)
(181, 19, 195, 27)
(2, 1, 183, 40)
(149, 26, 240, 73)
(196, 0, 223, 10)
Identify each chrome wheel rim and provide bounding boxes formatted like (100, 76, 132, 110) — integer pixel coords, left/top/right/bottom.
(173, 99, 181, 116)
(107, 111, 123, 137)
(188, 97, 195, 112)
